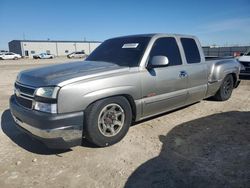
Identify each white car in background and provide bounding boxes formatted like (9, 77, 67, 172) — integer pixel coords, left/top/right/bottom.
(33, 53, 55, 59)
(0, 50, 8, 53)
(0, 52, 21, 60)
(67, 51, 86, 59)
(238, 49, 250, 76)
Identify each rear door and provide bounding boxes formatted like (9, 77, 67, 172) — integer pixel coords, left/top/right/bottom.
(141, 37, 188, 117)
(180, 38, 207, 103)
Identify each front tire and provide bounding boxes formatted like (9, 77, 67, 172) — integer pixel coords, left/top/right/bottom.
(84, 96, 132, 147)
(213, 74, 234, 101)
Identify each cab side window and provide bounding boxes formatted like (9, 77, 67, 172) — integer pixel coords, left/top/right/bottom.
(149, 37, 182, 66)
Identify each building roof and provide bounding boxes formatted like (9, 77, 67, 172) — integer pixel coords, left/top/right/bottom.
(9, 40, 102, 43)
(9, 34, 194, 44)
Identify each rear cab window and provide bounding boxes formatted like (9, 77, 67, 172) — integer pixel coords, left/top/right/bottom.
(181, 38, 201, 64)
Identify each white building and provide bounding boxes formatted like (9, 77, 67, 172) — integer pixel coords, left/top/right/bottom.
(8, 40, 101, 58)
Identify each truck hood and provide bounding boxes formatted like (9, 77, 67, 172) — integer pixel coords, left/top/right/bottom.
(17, 61, 129, 87)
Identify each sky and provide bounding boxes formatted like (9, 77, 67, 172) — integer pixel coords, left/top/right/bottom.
(0, 0, 250, 50)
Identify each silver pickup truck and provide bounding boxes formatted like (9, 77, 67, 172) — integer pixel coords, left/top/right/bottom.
(10, 34, 241, 149)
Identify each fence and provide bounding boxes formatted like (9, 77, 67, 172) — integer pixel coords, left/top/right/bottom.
(202, 46, 250, 57)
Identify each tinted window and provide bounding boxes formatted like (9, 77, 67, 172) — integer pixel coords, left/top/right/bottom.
(86, 37, 150, 67)
(245, 50, 250, 56)
(181, 38, 201, 64)
(149, 37, 182, 66)
(76, 52, 84, 54)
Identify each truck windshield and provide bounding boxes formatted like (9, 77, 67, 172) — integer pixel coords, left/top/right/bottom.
(86, 36, 150, 67)
(245, 49, 250, 56)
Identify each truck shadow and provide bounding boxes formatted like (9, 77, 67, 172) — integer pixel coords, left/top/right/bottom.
(1, 109, 71, 155)
(125, 111, 250, 188)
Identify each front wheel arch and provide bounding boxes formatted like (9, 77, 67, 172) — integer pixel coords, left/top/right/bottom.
(84, 94, 137, 122)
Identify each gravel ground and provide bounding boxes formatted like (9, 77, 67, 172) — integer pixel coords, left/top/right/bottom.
(0, 58, 249, 188)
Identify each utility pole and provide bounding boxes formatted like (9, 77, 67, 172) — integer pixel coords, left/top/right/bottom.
(74, 43, 77, 52)
(88, 42, 90, 54)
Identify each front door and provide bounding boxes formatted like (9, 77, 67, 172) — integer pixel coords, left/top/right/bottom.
(141, 37, 188, 117)
(25, 50, 29, 57)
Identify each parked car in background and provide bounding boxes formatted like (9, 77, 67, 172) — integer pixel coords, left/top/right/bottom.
(238, 49, 250, 76)
(10, 34, 241, 149)
(33, 53, 55, 59)
(0, 50, 8, 53)
(67, 51, 86, 59)
(0, 52, 21, 60)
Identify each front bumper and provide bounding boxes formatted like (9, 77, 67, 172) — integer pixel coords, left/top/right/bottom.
(9, 95, 83, 149)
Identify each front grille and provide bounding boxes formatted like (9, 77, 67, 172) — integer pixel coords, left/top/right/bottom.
(239, 61, 250, 68)
(15, 82, 35, 96)
(14, 82, 36, 109)
(241, 68, 250, 73)
(16, 96, 33, 109)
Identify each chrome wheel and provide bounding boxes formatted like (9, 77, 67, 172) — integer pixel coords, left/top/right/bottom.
(98, 103, 125, 137)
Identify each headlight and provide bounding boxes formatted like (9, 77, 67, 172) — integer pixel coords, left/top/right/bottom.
(34, 86, 59, 113)
(35, 86, 60, 99)
(34, 102, 57, 113)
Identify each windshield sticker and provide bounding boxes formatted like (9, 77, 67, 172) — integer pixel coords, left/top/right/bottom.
(122, 43, 139, 48)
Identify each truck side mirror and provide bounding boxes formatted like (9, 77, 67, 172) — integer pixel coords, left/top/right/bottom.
(147, 56, 169, 69)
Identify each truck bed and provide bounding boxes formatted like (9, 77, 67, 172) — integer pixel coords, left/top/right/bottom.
(205, 56, 234, 61)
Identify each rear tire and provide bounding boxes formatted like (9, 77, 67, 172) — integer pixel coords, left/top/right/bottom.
(213, 74, 234, 101)
(84, 96, 132, 147)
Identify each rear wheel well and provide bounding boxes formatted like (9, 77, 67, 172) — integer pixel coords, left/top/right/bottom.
(229, 73, 237, 87)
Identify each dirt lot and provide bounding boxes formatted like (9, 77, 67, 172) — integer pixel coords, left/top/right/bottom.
(0, 58, 249, 188)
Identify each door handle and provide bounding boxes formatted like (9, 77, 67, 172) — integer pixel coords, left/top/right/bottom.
(179, 71, 188, 78)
